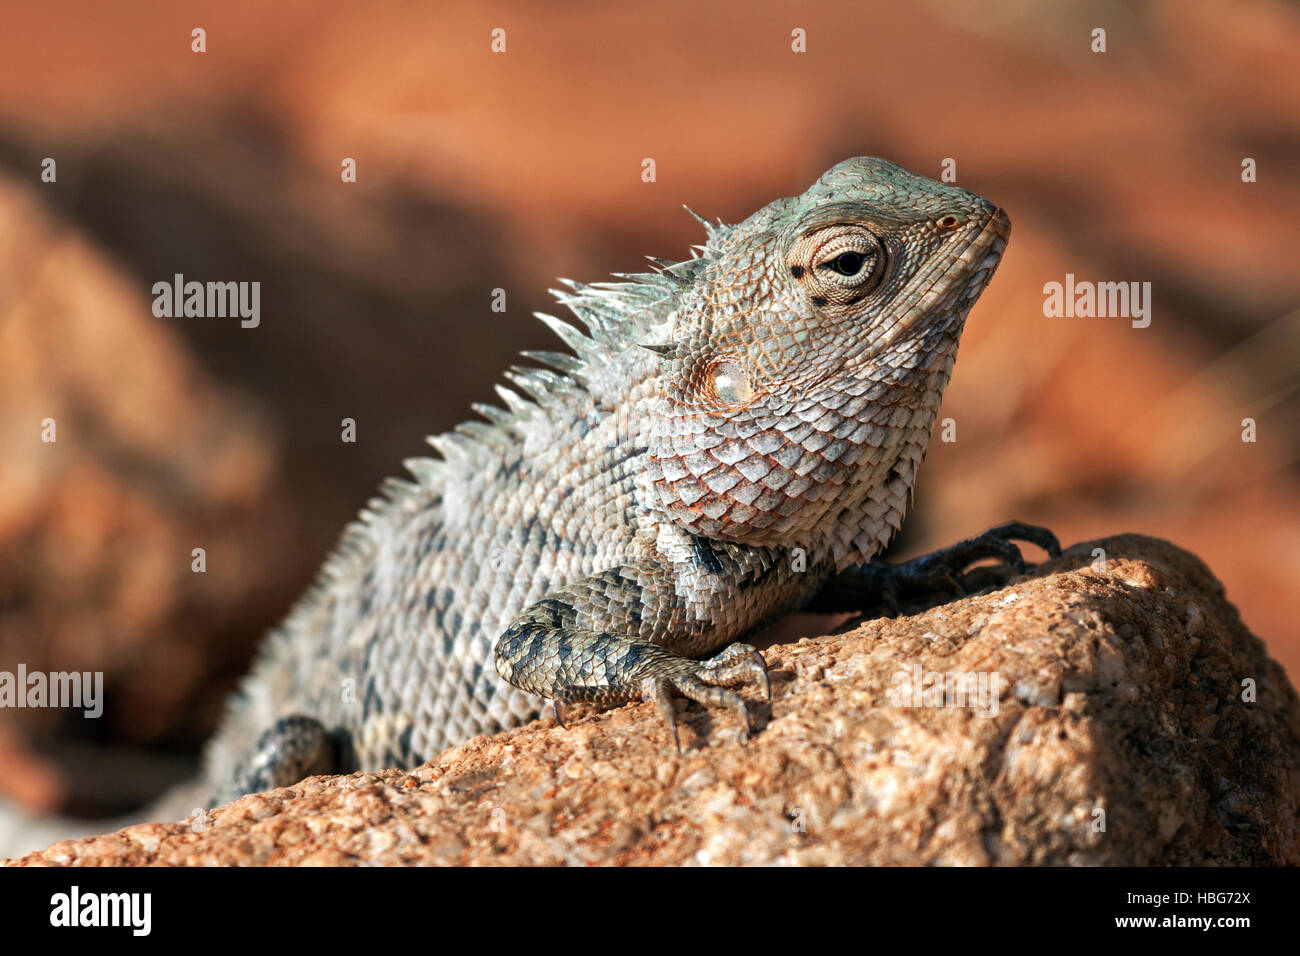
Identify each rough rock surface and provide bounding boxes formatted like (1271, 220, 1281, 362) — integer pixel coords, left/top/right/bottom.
(9, 535, 1298, 866)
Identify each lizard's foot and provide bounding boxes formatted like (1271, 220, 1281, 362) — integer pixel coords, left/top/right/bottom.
(880, 521, 1061, 614)
(641, 643, 770, 752)
(496, 566, 771, 752)
(216, 714, 338, 807)
(543, 642, 770, 752)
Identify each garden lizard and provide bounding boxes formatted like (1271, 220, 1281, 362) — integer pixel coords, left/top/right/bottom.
(172, 157, 1057, 808)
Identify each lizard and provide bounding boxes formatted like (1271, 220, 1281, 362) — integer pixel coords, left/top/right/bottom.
(14, 157, 1062, 840)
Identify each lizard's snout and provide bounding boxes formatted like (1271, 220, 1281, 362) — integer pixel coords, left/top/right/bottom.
(989, 206, 1012, 241)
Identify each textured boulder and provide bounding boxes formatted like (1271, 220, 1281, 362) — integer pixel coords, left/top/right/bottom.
(9, 534, 1298, 866)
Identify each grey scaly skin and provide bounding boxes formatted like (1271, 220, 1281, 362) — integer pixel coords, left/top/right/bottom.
(190, 156, 1058, 806)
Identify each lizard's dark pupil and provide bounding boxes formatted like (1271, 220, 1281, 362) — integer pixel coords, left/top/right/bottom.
(832, 252, 864, 275)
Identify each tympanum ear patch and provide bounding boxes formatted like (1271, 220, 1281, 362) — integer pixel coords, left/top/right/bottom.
(709, 359, 754, 405)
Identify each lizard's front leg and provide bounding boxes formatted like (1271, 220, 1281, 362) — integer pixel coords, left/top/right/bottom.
(494, 566, 770, 751)
(807, 521, 1062, 616)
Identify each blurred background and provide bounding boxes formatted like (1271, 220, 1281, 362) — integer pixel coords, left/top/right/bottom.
(0, 0, 1297, 818)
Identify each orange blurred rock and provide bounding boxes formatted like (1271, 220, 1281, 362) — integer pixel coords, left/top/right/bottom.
(0, 175, 302, 783)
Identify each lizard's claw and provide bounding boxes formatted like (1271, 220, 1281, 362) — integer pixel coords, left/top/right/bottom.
(880, 562, 965, 617)
(645, 678, 683, 754)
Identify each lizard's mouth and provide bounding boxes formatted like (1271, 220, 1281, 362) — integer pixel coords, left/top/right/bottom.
(846, 207, 1010, 368)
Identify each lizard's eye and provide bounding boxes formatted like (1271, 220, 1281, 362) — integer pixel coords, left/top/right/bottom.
(790, 224, 886, 303)
(814, 243, 877, 286)
(828, 252, 866, 276)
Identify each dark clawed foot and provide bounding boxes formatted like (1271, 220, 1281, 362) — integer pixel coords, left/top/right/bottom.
(552, 697, 569, 730)
(889, 521, 1060, 608)
(880, 575, 901, 618)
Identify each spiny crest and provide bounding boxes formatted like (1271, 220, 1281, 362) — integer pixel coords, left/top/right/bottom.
(683, 204, 721, 240)
(294, 224, 719, 600)
(367, 200, 727, 520)
(384, 265, 687, 502)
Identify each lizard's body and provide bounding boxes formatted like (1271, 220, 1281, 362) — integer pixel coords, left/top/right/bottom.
(190, 157, 1050, 806)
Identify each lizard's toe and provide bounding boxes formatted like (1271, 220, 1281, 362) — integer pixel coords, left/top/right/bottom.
(698, 642, 771, 701)
(662, 644, 771, 746)
(639, 646, 769, 749)
(982, 521, 1062, 560)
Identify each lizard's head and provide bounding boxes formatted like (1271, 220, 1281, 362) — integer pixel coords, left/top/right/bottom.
(648, 156, 1010, 558)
